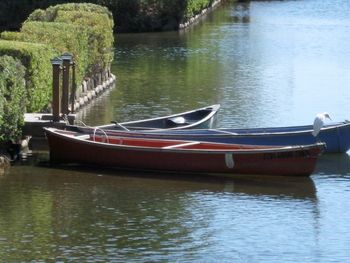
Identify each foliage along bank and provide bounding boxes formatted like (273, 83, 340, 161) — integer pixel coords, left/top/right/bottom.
(0, 3, 114, 145)
(0, 0, 222, 33)
(0, 56, 26, 145)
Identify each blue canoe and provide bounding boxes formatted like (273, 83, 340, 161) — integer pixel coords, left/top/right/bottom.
(69, 121, 350, 153)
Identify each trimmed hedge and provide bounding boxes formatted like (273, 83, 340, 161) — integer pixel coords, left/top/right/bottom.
(20, 21, 89, 85)
(0, 3, 114, 110)
(0, 31, 23, 42)
(0, 55, 26, 143)
(28, 2, 113, 21)
(55, 11, 114, 70)
(52, 10, 113, 72)
(26, 3, 114, 76)
(0, 40, 57, 112)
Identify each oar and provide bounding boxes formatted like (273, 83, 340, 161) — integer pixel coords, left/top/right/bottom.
(111, 121, 130, 131)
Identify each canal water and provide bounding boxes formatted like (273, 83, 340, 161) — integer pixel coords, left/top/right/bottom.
(2, 0, 350, 261)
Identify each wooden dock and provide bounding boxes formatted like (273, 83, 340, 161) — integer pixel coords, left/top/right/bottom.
(23, 113, 76, 150)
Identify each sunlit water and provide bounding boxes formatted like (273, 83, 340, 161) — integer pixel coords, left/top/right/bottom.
(2, 0, 350, 261)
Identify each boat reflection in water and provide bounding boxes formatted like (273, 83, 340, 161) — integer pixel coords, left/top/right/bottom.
(1, 160, 318, 262)
(221, 176, 316, 201)
(314, 153, 350, 176)
(45, 163, 317, 201)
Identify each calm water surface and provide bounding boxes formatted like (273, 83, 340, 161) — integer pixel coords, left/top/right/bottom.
(2, 0, 350, 261)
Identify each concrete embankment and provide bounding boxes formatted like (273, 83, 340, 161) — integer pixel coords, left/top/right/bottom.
(73, 73, 116, 111)
(179, 0, 224, 30)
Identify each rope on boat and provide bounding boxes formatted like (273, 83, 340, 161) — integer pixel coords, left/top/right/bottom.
(63, 114, 70, 125)
(93, 127, 109, 143)
(75, 119, 88, 127)
(111, 121, 130, 131)
(75, 119, 121, 145)
(75, 119, 125, 145)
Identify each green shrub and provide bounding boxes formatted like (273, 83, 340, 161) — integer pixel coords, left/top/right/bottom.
(0, 31, 23, 41)
(0, 40, 57, 112)
(185, 0, 213, 19)
(55, 10, 114, 72)
(26, 8, 56, 23)
(26, 3, 114, 75)
(20, 21, 89, 85)
(28, 2, 113, 21)
(0, 55, 26, 143)
(0, 3, 114, 114)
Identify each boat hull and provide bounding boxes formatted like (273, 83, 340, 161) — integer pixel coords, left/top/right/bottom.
(45, 129, 323, 177)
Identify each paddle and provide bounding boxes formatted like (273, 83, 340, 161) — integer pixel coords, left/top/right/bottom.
(111, 121, 130, 131)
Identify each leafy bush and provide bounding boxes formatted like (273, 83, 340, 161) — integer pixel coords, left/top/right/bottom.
(0, 55, 26, 143)
(29, 2, 113, 20)
(0, 3, 114, 114)
(0, 31, 23, 41)
(26, 3, 114, 75)
(185, 0, 214, 19)
(54, 10, 114, 72)
(0, 40, 57, 112)
(20, 21, 89, 85)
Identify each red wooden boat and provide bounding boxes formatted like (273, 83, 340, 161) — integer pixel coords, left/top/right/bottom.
(44, 128, 325, 177)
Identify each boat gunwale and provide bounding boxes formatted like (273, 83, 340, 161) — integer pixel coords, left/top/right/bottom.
(208, 121, 350, 136)
(96, 104, 220, 131)
(74, 121, 350, 140)
(44, 128, 325, 155)
(130, 121, 350, 137)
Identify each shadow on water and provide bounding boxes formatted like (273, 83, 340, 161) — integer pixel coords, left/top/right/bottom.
(26, 156, 317, 201)
(314, 153, 350, 177)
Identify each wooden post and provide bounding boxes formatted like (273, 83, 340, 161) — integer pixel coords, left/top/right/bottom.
(61, 52, 72, 115)
(51, 57, 62, 122)
(70, 61, 76, 113)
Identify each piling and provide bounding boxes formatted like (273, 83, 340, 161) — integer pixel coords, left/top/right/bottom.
(51, 57, 62, 122)
(61, 52, 72, 115)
